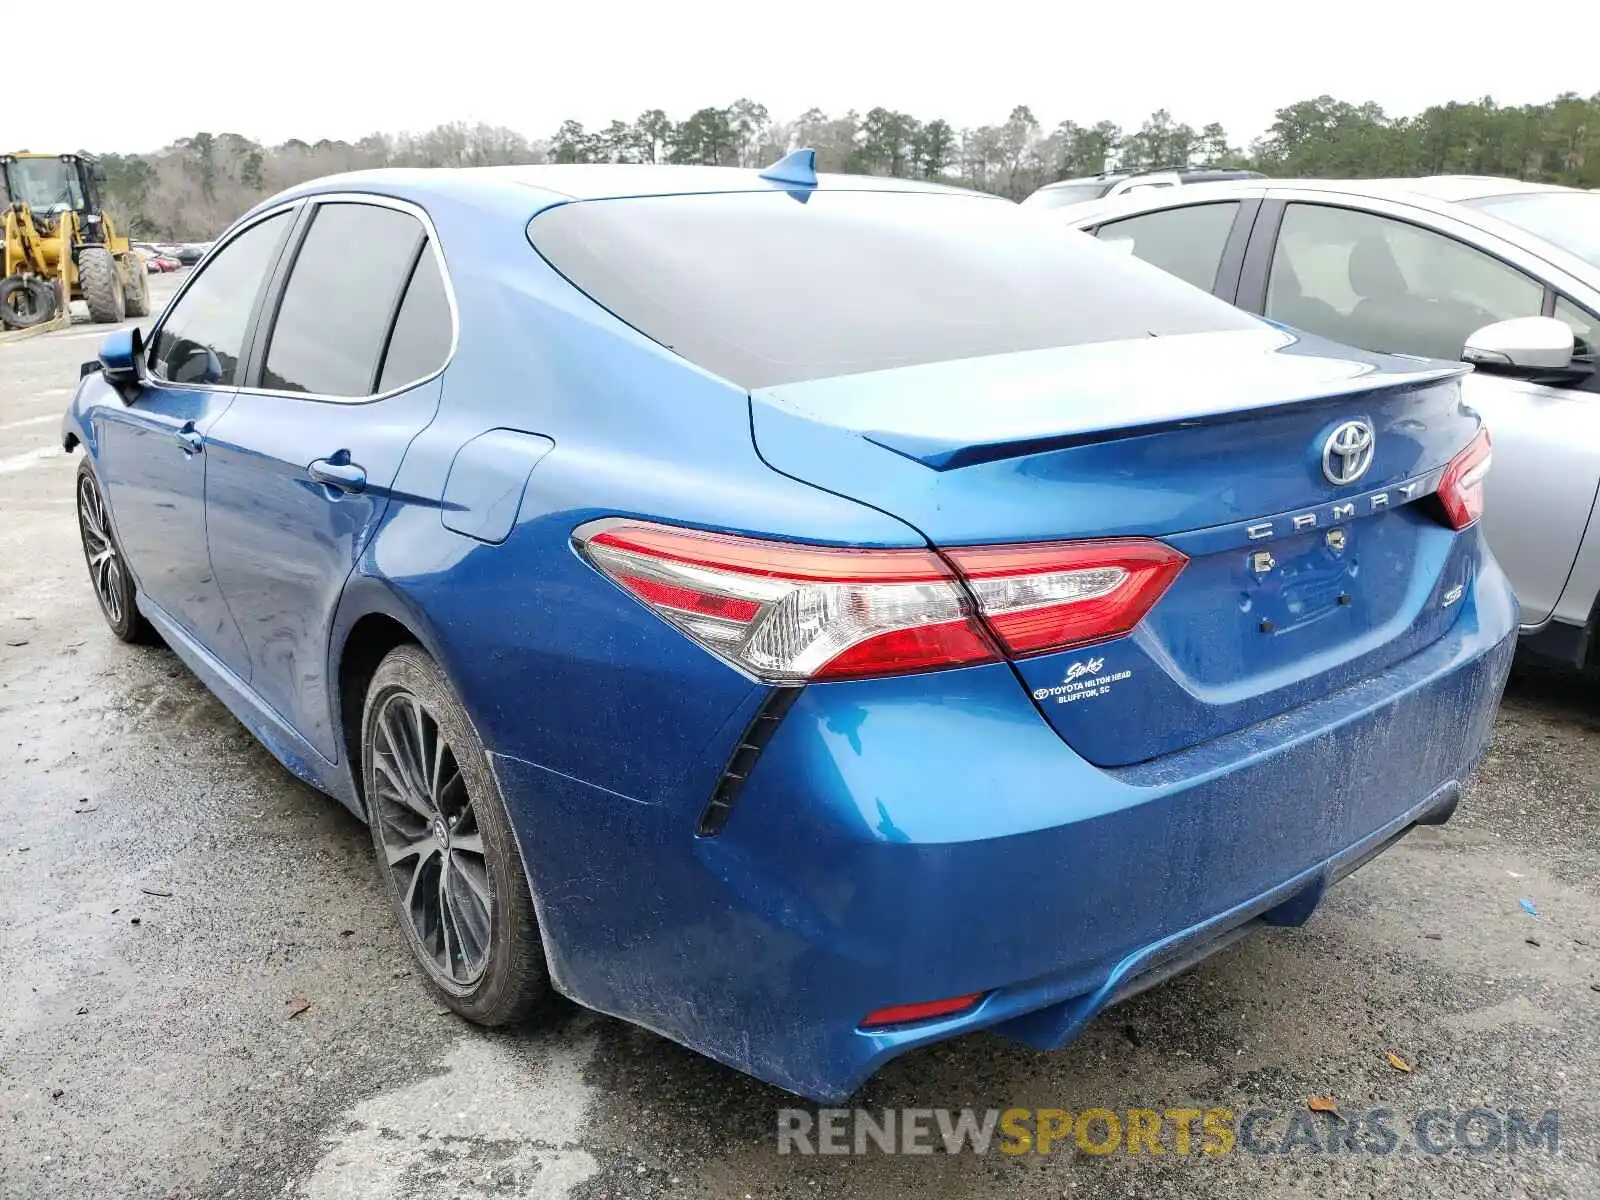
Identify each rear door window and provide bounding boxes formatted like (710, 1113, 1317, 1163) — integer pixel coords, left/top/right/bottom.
(376, 245, 452, 393)
(1095, 203, 1239, 292)
(261, 202, 427, 397)
(528, 190, 1256, 389)
(1021, 182, 1112, 210)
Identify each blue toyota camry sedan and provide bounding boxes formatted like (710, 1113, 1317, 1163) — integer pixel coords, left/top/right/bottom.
(63, 152, 1516, 1101)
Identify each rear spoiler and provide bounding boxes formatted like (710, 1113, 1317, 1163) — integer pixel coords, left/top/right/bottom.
(756, 330, 1467, 471)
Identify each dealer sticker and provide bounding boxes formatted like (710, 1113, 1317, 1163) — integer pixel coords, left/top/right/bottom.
(1031, 656, 1132, 705)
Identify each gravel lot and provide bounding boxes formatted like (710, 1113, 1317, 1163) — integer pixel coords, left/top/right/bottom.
(1, 280, 1597, 1198)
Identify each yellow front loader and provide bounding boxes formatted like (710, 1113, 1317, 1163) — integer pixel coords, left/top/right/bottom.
(1, 151, 149, 330)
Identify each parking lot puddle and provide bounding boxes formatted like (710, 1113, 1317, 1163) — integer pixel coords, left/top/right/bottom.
(301, 1034, 599, 1199)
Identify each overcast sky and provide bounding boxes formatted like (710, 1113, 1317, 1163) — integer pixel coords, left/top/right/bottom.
(47, 0, 1598, 153)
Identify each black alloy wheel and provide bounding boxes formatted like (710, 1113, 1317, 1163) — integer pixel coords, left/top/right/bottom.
(362, 645, 551, 1023)
(75, 461, 150, 642)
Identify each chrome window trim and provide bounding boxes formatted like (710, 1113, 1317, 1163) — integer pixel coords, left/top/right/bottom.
(145, 199, 301, 387)
(147, 191, 461, 404)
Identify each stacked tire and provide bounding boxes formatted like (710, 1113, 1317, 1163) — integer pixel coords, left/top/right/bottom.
(0, 277, 57, 329)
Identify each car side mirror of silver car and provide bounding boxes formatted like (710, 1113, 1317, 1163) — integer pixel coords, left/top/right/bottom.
(1462, 316, 1575, 377)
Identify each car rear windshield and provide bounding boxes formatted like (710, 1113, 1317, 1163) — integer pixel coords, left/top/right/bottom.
(1020, 182, 1111, 209)
(527, 189, 1257, 389)
(1461, 192, 1600, 270)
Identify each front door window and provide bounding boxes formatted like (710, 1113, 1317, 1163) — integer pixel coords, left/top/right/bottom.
(1265, 203, 1542, 359)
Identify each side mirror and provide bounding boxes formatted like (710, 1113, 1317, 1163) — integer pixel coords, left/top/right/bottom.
(99, 326, 144, 388)
(1463, 316, 1575, 376)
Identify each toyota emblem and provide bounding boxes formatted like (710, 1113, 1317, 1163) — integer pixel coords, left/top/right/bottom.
(1322, 420, 1375, 486)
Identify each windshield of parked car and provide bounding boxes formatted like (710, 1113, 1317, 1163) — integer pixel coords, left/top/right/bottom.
(1020, 182, 1111, 209)
(529, 190, 1257, 389)
(1461, 192, 1600, 270)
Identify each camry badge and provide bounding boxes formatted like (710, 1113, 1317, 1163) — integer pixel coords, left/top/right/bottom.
(1323, 420, 1376, 486)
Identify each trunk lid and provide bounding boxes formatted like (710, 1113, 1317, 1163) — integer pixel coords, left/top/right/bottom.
(750, 328, 1478, 767)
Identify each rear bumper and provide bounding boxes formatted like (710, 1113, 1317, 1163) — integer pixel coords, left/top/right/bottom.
(988, 776, 1461, 1053)
(493, 553, 1517, 1101)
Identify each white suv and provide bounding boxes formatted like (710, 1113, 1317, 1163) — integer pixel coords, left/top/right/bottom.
(1021, 168, 1265, 211)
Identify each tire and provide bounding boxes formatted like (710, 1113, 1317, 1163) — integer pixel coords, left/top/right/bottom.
(0, 276, 58, 329)
(362, 644, 551, 1025)
(79, 247, 126, 324)
(75, 460, 153, 643)
(122, 257, 151, 317)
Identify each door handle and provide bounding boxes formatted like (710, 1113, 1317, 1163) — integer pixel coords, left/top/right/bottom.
(308, 457, 367, 493)
(175, 427, 203, 455)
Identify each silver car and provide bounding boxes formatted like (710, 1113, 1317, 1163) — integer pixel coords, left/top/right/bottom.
(1060, 177, 1600, 666)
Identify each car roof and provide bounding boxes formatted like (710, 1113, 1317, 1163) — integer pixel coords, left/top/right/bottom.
(1309, 175, 1573, 203)
(1180, 169, 1265, 179)
(1025, 170, 1266, 206)
(1034, 167, 1259, 190)
(1078, 175, 1574, 208)
(262, 163, 995, 217)
(1037, 174, 1122, 188)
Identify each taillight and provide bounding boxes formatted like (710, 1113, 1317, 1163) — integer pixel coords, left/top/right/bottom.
(944, 539, 1187, 659)
(575, 520, 1185, 682)
(577, 521, 997, 682)
(1437, 428, 1492, 530)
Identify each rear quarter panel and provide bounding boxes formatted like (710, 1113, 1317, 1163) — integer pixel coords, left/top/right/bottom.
(334, 189, 928, 808)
